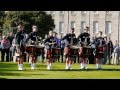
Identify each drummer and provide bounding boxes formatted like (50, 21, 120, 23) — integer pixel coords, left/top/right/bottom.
(77, 27, 91, 69)
(61, 28, 77, 70)
(77, 26, 90, 46)
(93, 31, 106, 69)
(15, 21, 26, 70)
(25, 25, 40, 70)
(44, 31, 57, 70)
(52, 31, 61, 62)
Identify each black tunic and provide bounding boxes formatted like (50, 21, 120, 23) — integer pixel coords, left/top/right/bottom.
(44, 36, 57, 49)
(26, 32, 40, 44)
(15, 31, 26, 45)
(77, 32, 90, 45)
(61, 33, 77, 47)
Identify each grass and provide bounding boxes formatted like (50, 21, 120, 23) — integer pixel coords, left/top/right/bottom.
(0, 61, 120, 79)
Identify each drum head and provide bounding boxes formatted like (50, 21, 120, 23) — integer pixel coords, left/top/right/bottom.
(36, 45, 44, 48)
(26, 45, 35, 47)
(70, 46, 79, 49)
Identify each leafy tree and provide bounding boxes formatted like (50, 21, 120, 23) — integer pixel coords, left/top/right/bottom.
(3, 11, 55, 38)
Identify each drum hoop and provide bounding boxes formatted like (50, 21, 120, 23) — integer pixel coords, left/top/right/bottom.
(26, 45, 35, 47)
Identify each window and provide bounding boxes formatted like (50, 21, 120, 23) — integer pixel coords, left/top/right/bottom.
(105, 21, 111, 34)
(71, 21, 75, 29)
(50, 11, 55, 14)
(81, 21, 86, 33)
(59, 22, 64, 34)
(60, 11, 64, 15)
(93, 11, 99, 14)
(106, 11, 111, 13)
(106, 11, 112, 14)
(71, 11, 76, 15)
(81, 11, 86, 14)
(93, 21, 98, 33)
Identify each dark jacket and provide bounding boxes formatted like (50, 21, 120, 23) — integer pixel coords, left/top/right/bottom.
(61, 33, 77, 47)
(15, 31, 26, 45)
(77, 32, 90, 45)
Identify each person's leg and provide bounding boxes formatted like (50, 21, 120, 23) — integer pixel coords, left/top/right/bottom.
(1, 49, 5, 62)
(6, 49, 10, 62)
(61, 48, 64, 63)
(9, 49, 12, 61)
(103, 52, 107, 64)
(31, 55, 37, 69)
(46, 50, 52, 70)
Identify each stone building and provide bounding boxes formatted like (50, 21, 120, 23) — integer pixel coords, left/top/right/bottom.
(46, 11, 120, 44)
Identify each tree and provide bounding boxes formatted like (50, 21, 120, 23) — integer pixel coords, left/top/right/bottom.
(3, 11, 55, 38)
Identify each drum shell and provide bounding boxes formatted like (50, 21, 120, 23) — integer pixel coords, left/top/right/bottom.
(36, 46, 45, 55)
(69, 48, 79, 56)
(83, 47, 91, 55)
(95, 46, 105, 58)
(26, 46, 36, 54)
(52, 48, 61, 56)
(79, 46, 91, 58)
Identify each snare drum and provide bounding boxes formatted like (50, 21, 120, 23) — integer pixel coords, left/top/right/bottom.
(52, 48, 61, 56)
(36, 46, 45, 55)
(26, 45, 36, 54)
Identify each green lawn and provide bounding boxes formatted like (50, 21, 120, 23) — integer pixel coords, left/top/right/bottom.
(0, 61, 120, 79)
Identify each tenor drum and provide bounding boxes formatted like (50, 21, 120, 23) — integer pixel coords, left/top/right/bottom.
(83, 46, 91, 55)
(52, 48, 61, 56)
(70, 46, 79, 56)
(36, 46, 45, 55)
(95, 46, 105, 58)
(26, 45, 36, 54)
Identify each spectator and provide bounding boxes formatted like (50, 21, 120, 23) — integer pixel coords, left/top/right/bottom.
(1, 35, 10, 62)
(7, 32, 14, 61)
(112, 41, 120, 65)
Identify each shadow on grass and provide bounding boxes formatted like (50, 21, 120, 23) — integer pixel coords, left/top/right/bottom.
(44, 68, 120, 71)
(0, 77, 7, 79)
(0, 62, 16, 68)
(0, 72, 21, 76)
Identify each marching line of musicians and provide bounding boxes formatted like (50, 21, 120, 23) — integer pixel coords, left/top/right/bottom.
(1, 21, 120, 71)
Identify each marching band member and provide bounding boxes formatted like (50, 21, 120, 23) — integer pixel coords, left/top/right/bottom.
(77, 27, 90, 69)
(44, 31, 57, 70)
(61, 28, 77, 70)
(53, 31, 61, 62)
(15, 22, 26, 70)
(93, 31, 106, 69)
(77, 26, 90, 46)
(26, 25, 40, 70)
